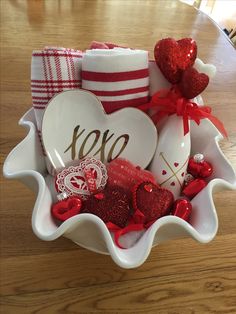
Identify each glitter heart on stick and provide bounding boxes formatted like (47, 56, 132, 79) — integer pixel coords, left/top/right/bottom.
(154, 38, 197, 84)
(178, 66, 209, 99)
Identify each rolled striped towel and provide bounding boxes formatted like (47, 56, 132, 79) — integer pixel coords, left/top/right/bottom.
(31, 47, 83, 132)
(81, 48, 149, 113)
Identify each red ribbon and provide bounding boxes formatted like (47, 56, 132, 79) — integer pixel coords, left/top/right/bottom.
(138, 86, 227, 138)
(106, 209, 157, 249)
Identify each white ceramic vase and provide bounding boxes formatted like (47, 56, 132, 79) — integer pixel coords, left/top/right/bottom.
(149, 115, 191, 199)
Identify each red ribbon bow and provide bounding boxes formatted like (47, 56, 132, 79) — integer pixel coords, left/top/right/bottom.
(139, 86, 227, 138)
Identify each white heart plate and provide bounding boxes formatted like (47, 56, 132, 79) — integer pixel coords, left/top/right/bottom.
(42, 89, 157, 171)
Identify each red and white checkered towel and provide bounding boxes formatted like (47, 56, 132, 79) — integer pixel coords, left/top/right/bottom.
(31, 47, 83, 132)
(81, 48, 149, 113)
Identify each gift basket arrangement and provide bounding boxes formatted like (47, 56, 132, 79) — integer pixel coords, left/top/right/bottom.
(3, 38, 236, 268)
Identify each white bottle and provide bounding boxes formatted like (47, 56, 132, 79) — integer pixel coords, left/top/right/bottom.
(149, 115, 191, 199)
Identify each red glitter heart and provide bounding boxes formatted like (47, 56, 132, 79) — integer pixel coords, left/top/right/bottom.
(179, 67, 209, 99)
(174, 162, 179, 167)
(162, 170, 167, 175)
(132, 181, 174, 223)
(154, 38, 197, 84)
(82, 186, 131, 228)
(51, 197, 82, 222)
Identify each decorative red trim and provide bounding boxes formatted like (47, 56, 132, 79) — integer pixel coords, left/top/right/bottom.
(102, 96, 149, 113)
(81, 68, 149, 82)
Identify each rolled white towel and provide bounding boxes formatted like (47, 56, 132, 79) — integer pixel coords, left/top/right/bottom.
(81, 48, 149, 113)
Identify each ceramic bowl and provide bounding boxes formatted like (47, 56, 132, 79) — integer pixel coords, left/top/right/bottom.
(3, 61, 236, 269)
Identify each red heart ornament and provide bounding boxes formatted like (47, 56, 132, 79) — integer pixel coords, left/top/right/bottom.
(154, 38, 197, 84)
(82, 186, 131, 228)
(172, 199, 192, 221)
(132, 181, 174, 223)
(51, 197, 82, 221)
(107, 158, 156, 194)
(179, 67, 209, 99)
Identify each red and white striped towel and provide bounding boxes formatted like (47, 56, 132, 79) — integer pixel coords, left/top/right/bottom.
(81, 48, 149, 113)
(31, 47, 83, 132)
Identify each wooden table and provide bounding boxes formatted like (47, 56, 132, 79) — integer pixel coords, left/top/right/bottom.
(1, 1, 236, 313)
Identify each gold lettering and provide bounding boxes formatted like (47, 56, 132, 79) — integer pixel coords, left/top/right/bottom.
(93, 129, 114, 162)
(64, 125, 85, 160)
(79, 130, 100, 160)
(107, 134, 129, 162)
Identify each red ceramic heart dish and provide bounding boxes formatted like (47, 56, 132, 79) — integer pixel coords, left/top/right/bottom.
(179, 67, 209, 99)
(82, 186, 131, 228)
(51, 197, 82, 222)
(132, 181, 174, 224)
(154, 38, 197, 84)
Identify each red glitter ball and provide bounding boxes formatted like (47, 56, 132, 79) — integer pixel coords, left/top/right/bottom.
(82, 186, 131, 228)
(154, 37, 197, 84)
(132, 181, 174, 223)
(179, 67, 209, 99)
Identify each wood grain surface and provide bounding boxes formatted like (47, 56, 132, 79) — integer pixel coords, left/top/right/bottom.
(0, 0, 236, 313)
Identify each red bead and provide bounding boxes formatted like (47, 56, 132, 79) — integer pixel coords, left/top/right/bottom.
(172, 199, 192, 221)
(188, 157, 213, 178)
(51, 197, 82, 222)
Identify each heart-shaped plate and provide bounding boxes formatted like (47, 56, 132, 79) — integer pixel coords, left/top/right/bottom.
(42, 90, 157, 171)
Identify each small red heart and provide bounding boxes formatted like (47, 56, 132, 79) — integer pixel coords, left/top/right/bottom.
(181, 172, 185, 177)
(172, 199, 192, 221)
(51, 197, 82, 221)
(132, 181, 174, 223)
(174, 162, 179, 167)
(82, 186, 131, 228)
(170, 182, 175, 186)
(179, 67, 209, 99)
(162, 170, 167, 175)
(154, 38, 197, 84)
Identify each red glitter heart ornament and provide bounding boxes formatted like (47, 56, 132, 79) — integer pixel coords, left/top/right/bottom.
(132, 181, 174, 223)
(82, 186, 131, 228)
(179, 67, 209, 99)
(51, 197, 82, 222)
(154, 38, 197, 84)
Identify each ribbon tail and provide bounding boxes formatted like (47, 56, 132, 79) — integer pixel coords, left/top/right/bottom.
(114, 224, 144, 249)
(208, 115, 228, 139)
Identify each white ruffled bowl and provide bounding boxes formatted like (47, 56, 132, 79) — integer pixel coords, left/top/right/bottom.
(3, 62, 236, 269)
(4, 107, 236, 268)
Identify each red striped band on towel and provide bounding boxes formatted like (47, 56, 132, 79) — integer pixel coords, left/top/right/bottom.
(81, 68, 148, 82)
